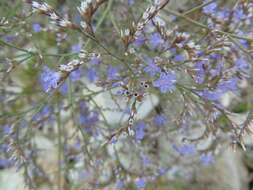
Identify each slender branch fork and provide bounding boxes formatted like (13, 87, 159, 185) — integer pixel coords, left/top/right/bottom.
(163, 8, 253, 54)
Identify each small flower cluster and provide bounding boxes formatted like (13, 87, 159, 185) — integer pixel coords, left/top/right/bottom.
(29, 1, 74, 28)
(121, 0, 170, 46)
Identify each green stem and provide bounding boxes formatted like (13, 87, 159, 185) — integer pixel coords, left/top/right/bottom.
(227, 35, 253, 54)
(0, 39, 35, 55)
(164, 9, 253, 42)
(0, 39, 78, 57)
(183, 0, 216, 15)
(57, 101, 62, 190)
(84, 0, 113, 48)
(67, 78, 92, 160)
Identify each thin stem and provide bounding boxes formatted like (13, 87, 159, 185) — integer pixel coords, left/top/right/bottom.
(57, 101, 62, 190)
(84, 0, 113, 48)
(67, 78, 92, 160)
(0, 39, 35, 55)
(110, 12, 120, 33)
(0, 39, 78, 57)
(183, 0, 216, 15)
(164, 9, 253, 42)
(227, 35, 253, 54)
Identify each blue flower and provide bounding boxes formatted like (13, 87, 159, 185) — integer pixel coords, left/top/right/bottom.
(134, 34, 145, 47)
(79, 103, 99, 135)
(90, 58, 100, 65)
(236, 58, 249, 73)
(60, 81, 68, 95)
(2, 125, 11, 134)
(218, 78, 238, 92)
(0, 144, 9, 152)
(153, 73, 176, 93)
(107, 66, 119, 80)
(175, 144, 196, 156)
(199, 154, 215, 164)
(33, 106, 53, 121)
(40, 66, 60, 93)
(148, 32, 163, 48)
(142, 157, 150, 165)
(203, 1, 218, 14)
(172, 53, 186, 62)
(233, 8, 246, 22)
(217, 9, 230, 19)
(71, 42, 82, 52)
(3, 35, 14, 42)
(135, 178, 147, 189)
(111, 136, 117, 144)
(135, 122, 146, 140)
(0, 159, 11, 168)
(144, 59, 161, 76)
(198, 90, 222, 101)
(155, 114, 166, 126)
(70, 68, 83, 81)
(32, 23, 42, 32)
(128, 0, 136, 5)
(159, 168, 166, 175)
(116, 181, 125, 188)
(87, 69, 97, 82)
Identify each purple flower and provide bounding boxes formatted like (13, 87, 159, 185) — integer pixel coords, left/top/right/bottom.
(199, 154, 215, 164)
(124, 108, 131, 115)
(198, 90, 223, 101)
(203, 1, 218, 14)
(32, 23, 42, 32)
(159, 168, 166, 175)
(148, 32, 164, 48)
(74, 141, 82, 149)
(71, 42, 82, 52)
(142, 157, 150, 165)
(116, 181, 125, 188)
(216, 9, 230, 20)
(87, 69, 97, 82)
(3, 35, 14, 42)
(233, 8, 246, 22)
(40, 66, 60, 93)
(153, 73, 176, 93)
(60, 81, 68, 95)
(0, 159, 11, 168)
(70, 68, 83, 81)
(33, 106, 53, 121)
(198, 90, 222, 101)
(172, 53, 186, 62)
(134, 34, 145, 47)
(128, 0, 136, 5)
(163, 41, 171, 49)
(236, 58, 249, 73)
(175, 144, 196, 156)
(155, 114, 166, 126)
(144, 59, 160, 76)
(0, 145, 9, 152)
(79, 103, 99, 135)
(135, 178, 147, 189)
(2, 125, 11, 134)
(111, 136, 117, 144)
(135, 122, 146, 140)
(218, 78, 238, 92)
(90, 58, 100, 65)
(107, 66, 119, 80)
